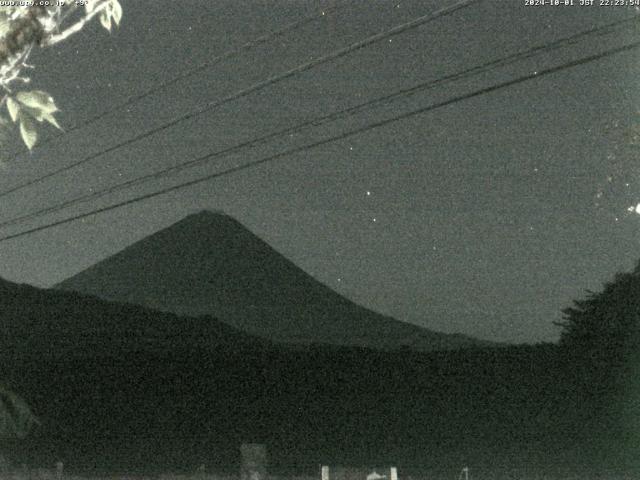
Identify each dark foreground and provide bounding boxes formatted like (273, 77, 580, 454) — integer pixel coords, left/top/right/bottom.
(1, 279, 638, 478)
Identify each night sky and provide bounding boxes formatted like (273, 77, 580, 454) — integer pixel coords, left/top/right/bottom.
(0, 0, 639, 343)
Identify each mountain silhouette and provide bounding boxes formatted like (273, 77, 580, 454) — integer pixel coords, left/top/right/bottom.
(55, 210, 489, 351)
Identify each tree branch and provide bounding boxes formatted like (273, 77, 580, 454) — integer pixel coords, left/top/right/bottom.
(0, 6, 47, 67)
(43, 1, 111, 46)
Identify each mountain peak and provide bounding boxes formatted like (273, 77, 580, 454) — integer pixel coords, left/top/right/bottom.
(159, 209, 247, 240)
(180, 209, 233, 224)
(189, 209, 229, 219)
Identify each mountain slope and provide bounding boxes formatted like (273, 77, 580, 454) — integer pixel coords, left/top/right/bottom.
(55, 210, 488, 351)
(0, 276, 262, 359)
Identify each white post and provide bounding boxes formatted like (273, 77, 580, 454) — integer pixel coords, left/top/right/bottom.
(322, 465, 330, 480)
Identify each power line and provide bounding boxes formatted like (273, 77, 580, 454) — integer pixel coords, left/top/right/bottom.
(7, 4, 339, 159)
(1, 14, 637, 231)
(0, 38, 637, 244)
(0, 0, 482, 200)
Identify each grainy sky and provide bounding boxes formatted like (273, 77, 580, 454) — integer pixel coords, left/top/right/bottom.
(0, 0, 639, 343)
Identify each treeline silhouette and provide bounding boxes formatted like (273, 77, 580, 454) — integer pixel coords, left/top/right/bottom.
(0, 261, 639, 478)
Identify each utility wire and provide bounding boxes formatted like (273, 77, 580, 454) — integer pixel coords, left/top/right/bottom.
(0, 38, 637, 244)
(0, 0, 482, 200)
(8, 4, 339, 159)
(0, 14, 637, 231)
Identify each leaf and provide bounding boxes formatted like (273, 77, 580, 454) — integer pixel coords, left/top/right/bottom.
(0, 384, 39, 441)
(100, 9, 112, 31)
(111, 0, 122, 26)
(16, 90, 58, 113)
(41, 111, 62, 130)
(0, 6, 18, 21)
(26, 106, 61, 129)
(18, 114, 37, 150)
(6, 97, 19, 122)
(0, 17, 10, 38)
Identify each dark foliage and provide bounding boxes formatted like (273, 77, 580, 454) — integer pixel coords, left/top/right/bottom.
(558, 260, 640, 358)
(555, 260, 640, 473)
(0, 273, 635, 478)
